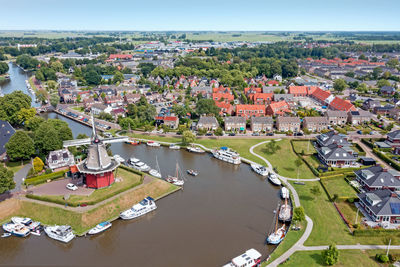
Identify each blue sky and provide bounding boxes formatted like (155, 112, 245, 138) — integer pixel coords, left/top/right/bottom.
(1, 0, 399, 31)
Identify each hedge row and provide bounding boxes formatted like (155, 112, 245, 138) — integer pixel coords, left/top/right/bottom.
(119, 164, 145, 176)
(24, 170, 68, 186)
(373, 148, 400, 171)
(353, 228, 400, 236)
(361, 138, 375, 149)
(26, 194, 80, 207)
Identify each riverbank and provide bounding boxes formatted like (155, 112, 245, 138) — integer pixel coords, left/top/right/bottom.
(0, 177, 179, 235)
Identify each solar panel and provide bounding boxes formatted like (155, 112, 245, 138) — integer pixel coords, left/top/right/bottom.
(390, 203, 400, 214)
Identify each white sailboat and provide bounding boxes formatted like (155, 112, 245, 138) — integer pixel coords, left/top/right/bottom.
(166, 162, 185, 186)
(149, 156, 162, 178)
(267, 205, 286, 245)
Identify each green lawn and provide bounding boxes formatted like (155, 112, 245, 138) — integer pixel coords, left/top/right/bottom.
(71, 106, 85, 112)
(32, 168, 143, 206)
(303, 155, 321, 169)
(5, 160, 30, 174)
(280, 250, 379, 267)
(292, 140, 316, 155)
(320, 177, 358, 199)
(254, 140, 317, 179)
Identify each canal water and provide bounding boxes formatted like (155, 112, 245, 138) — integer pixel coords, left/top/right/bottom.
(1, 65, 281, 266)
(0, 62, 39, 107)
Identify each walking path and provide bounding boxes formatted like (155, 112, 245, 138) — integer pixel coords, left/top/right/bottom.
(355, 139, 392, 170)
(12, 163, 32, 192)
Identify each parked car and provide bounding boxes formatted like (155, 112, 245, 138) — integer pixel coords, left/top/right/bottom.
(251, 132, 260, 136)
(295, 132, 303, 136)
(205, 132, 213, 136)
(66, 183, 78, 191)
(357, 130, 363, 134)
(228, 133, 236, 136)
(266, 132, 274, 136)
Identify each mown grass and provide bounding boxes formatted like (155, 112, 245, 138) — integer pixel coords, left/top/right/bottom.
(320, 176, 358, 199)
(292, 140, 316, 155)
(5, 160, 30, 173)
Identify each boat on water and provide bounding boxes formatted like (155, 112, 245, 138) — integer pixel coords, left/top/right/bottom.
(267, 205, 286, 245)
(134, 162, 151, 172)
(120, 197, 157, 220)
(125, 139, 140, 145)
(113, 154, 125, 163)
(251, 163, 268, 176)
(44, 225, 75, 243)
(281, 187, 290, 199)
(187, 169, 198, 176)
(129, 157, 140, 164)
(278, 198, 292, 222)
(187, 146, 205, 153)
(222, 248, 262, 267)
(166, 162, 185, 186)
(147, 141, 161, 147)
(11, 217, 41, 231)
(169, 144, 181, 150)
(2, 223, 31, 237)
(212, 147, 241, 165)
(268, 173, 281, 186)
(88, 221, 112, 235)
(149, 169, 162, 178)
(1, 233, 11, 238)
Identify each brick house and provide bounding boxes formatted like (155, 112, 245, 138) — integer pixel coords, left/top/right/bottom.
(380, 86, 396, 96)
(266, 101, 291, 116)
(358, 189, 400, 223)
(325, 110, 348, 125)
(347, 110, 372, 125)
(276, 116, 301, 132)
(236, 105, 265, 119)
(250, 116, 274, 132)
(224, 116, 246, 132)
(302, 117, 329, 132)
(215, 101, 233, 116)
(212, 92, 234, 102)
(251, 93, 274, 105)
(329, 97, 356, 112)
(197, 116, 219, 130)
(288, 86, 308, 97)
(355, 166, 400, 191)
(155, 116, 179, 129)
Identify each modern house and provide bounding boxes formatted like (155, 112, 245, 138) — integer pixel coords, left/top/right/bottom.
(224, 116, 246, 132)
(197, 116, 219, 131)
(358, 189, 400, 223)
(380, 86, 396, 96)
(385, 130, 400, 154)
(302, 117, 329, 132)
(316, 143, 357, 167)
(325, 110, 348, 125)
(355, 166, 400, 191)
(250, 116, 274, 132)
(316, 131, 351, 147)
(0, 120, 15, 160)
(276, 116, 301, 132)
(47, 149, 75, 171)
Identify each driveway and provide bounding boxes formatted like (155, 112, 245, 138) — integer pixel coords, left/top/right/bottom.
(28, 178, 94, 196)
(12, 163, 32, 192)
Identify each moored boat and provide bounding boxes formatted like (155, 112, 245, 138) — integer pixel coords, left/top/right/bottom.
(2, 223, 31, 238)
(147, 141, 161, 147)
(88, 221, 112, 235)
(169, 144, 181, 150)
(267, 205, 286, 245)
(187, 146, 205, 153)
(268, 173, 281, 186)
(251, 163, 268, 176)
(212, 147, 241, 165)
(281, 187, 290, 199)
(166, 162, 185, 186)
(1, 233, 11, 238)
(113, 155, 125, 163)
(44, 225, 75, 243)
(149, 169, 162, 178)
(222, 248, 262, 267)
(125, 139, 140, 145)
(129, 157, 140, 164)
(278, 198, 292, 222)
(134, 162, 151, 172)
(120, 197, 157, 220)
(186, 169, 198, 176)
(11, 217, 41, 231)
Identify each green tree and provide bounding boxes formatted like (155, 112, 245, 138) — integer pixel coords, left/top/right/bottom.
(0, 91, 32, 126)
(182, 130, 196, 145)
(113, 71, 124, 84)
(196, 99, 220, 117)
(386, 58, 399, 68)
(214, 127, 223, 136)
(0, 61, 9, 75)
(50, 95, 60, 108)
(333, 79, 347, 92)
(294, 157, 303, 179)
(50, 61, 64, 72)
(321, 244, 339, 265)
(25, 116, 45, 131)
(119, 117, 135, 130)
(33, 157, 44, 173)
(292, 206, 305, 222)
(356, 83, 368, 93)
(34, 122, 62, 156)
(84, 70, 102, 85)
(0, 165, 15, 194)
(16, 108, 36, 125)
(310, 185, 321, 198)
(264, 140, 281, 154)
(377, 79, 391, 88)
(5, 131, 35, 161)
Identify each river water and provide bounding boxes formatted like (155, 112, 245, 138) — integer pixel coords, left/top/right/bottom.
(0, 67, 281, 266)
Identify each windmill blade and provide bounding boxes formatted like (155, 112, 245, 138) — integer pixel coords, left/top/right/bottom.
(102, 136, 129, 144)
(63, 138, 91, 148)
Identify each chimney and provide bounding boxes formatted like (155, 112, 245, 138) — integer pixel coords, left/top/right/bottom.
(382, 168, 388, 172)
(337, 145, 343, 148)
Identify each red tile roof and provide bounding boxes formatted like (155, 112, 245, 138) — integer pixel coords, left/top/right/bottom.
(212, 92, 234, 102)
(311, 88, 331, 102)
(109, 54, 133, 60)
(155, 116, 178, 121)
(288, 86, 308, 95)
(329, 97, 356, 112)
(236, 104, 265, 111)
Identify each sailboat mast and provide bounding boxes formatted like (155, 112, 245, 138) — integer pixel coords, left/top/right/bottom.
(275, 205, 279, 234)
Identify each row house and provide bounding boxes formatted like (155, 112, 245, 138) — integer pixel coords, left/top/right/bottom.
(155, 116, 179, 129)
(244, 86, 262, 96)
(266, 101, 291, 116)
(288, 86, 308, 97)
(303, 117, 329, 132)
(373, 105, 395, 115)
(357, 189, 400, 224)
(274, 94, 294, 104)
(250, 117, 274, 132)
(325, 110, 348, 125)
(309, 87, 331, 105)
(329, 97, 356, 112)
(251, 93, 274, 105)
(355, 166, 400, 191)
(197, 116, 219, 131)
(215, 101, 233, 116)
(276, 116, 301, 132)
(212, 92, 234, 102)
(236, 105, 265, 119)
(224, 116, 246, 132)
(104, 95, 124, 107)
(213, 86, 231, 94)
(348, 110, 372, 125)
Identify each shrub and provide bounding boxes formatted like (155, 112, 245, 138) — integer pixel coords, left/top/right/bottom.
(45, 168, 53, 174)
(292, 206, 305, 222)
(322, 244, 339, 265)
(33, 157, 44, 173)
(24, 170, 67, 186)
(375, 254, 389, 263)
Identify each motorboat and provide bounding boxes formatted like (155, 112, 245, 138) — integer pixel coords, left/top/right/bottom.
(186, 169, 198, 176)
(147, 141, 161, 147)
(120, 197, 157, 220)
(267, 225, 286, 245)
(129, 157, 140, 164)
(169, 144, 181, 150)
(268, 173, 281, 186)
(251, 163, 268, 176)
(149, 169, 162, 178)
(134, 162, 151, 172)
(187, 146, 205, 153)
(44, 225, 75, 243)
(2, 223, 30, 237)
(11, 217, 41, 231)
(125, 139, 140, 145)
(88, 221, 112, 235)
(1, 233, 11, 238)
(212, 147, 241, 165)
(281, 187, 290, 199)
(166, 162, 185, 186)
(113, 155, 125, 163)
(222, 248, 262, 267)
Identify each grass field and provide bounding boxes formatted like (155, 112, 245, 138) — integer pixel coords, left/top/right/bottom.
(303, 155, 321, 169)
(291, 140, 316, 155)
(254, 139, 317, 179)
(280, 249, 380, 267)
(320, 176, 358, 199)
(31, 168, 143, 206)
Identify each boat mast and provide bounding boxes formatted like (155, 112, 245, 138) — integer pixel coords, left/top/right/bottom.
(275, 205, 279, 234)
(156, 155, 161, 175)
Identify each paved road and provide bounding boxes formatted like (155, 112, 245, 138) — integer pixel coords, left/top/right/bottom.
(12, 163, 32, 192)
(354, 139, 393, 170)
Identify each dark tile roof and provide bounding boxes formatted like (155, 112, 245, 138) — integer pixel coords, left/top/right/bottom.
(0, 120, 15, 155)
(355, 166, 400, 189)
(358, 189, 400, 216)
